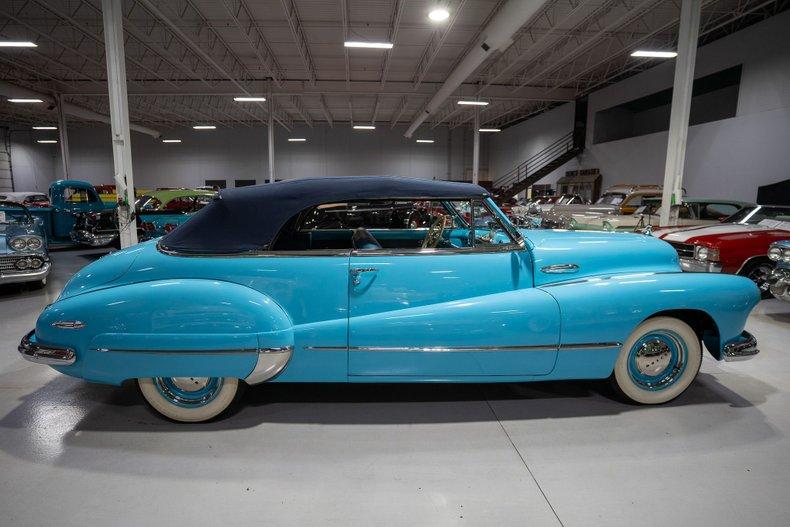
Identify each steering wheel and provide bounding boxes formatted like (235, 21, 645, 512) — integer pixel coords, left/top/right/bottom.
(421, 217, 444, 249)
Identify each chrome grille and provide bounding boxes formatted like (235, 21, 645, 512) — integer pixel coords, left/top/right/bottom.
(668, 241, 695, 258)
(0, 255, 22, 273)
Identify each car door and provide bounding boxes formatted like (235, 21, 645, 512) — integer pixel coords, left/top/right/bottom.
(346, 199, 561, 378)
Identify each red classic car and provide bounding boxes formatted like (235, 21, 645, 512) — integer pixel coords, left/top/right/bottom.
(657, 205, 790, 296)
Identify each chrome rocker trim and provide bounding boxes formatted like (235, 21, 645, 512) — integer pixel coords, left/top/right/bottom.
(18, 330, 76, 366)
(305, 342, 622, 352)
(723, 331, 759, 362)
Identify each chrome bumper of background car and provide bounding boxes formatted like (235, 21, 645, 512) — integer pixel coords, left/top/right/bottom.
(768, 268, 790, 301)
(18, 330, 76, 366)
(0, 261, 50, 285)
(70, 229, 118, 247)
(678, 257, 723, 273)
(723, 331, 759, 362)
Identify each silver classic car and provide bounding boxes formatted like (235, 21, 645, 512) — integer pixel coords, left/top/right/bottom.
(0, 201, 51, 287)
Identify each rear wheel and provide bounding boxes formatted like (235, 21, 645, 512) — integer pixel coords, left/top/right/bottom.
(138, 376, 240, 422)
(611, 317, 702, 404)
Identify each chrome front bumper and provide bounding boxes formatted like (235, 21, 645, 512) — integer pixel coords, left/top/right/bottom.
(70, 229, 118, 247)
(723, 331, 759, 362)
(768, 268, 790, 301)
(18, 330, 76, 366)
(0, 261, 51, 285)
(678, 257, 723, 273)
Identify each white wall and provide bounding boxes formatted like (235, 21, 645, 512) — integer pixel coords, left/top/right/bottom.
(489, 10, 790, 201)
(7, 130, 57, 192)
(26, 123, 485, 190)
(488, 102, 580, 187)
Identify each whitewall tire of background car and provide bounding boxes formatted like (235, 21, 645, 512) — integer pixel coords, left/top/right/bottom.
(138, 376, 240, 422)
(612, 317, 702, 404)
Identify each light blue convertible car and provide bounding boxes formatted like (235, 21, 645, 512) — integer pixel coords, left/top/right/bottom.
(19, 177, 761, 422)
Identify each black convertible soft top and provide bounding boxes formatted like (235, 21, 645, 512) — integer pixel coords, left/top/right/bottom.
(159, 176, 488, 254)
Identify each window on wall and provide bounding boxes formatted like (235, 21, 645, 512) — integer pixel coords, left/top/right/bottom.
(234, 179, 256, 187)
(204, 179, 226, 190)
(593, 65, 742, 144)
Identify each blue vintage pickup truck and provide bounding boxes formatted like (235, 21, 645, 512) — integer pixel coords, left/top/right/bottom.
(0, 180, 118, 247)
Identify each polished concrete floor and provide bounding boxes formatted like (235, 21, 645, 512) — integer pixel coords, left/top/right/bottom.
(1, 249, 789, 526)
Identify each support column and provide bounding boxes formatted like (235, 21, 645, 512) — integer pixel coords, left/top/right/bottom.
(659, 0, 701, 227)
(472, 108, 480, 185)
(102, 0, 137, 247)
(55, 94, 71, 180)
(267, 83, 275, 184)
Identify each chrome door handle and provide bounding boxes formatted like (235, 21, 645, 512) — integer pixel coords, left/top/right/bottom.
(541, 263, 579, 274)
(350, 267, 378, 285)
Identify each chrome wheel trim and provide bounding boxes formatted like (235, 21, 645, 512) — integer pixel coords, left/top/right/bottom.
(154, 377, 224, 408)
(747, 263, 773, 291)
(627, 331, 687, 391)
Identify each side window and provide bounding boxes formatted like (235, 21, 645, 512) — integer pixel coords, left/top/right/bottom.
(276, 199, 516, 252)
(63, 187, 98, 203)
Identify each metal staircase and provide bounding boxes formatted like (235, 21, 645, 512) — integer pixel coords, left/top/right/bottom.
(492, 131, 581, 198)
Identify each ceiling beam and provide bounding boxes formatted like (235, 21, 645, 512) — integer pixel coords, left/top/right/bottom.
(380, 0, 406, 86)
(221, 0, 284, 86)
(411, 0, 469, 90)
(280, 0, 317, 85)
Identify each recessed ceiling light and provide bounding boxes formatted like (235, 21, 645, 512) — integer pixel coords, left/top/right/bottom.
(344, 41, 393, 49)
(32, 126, 57, 130)
(631, 50, 678, 58)
(479, 128, 501, 133)
(234, 97, 267, 102)
(428, 8, 450, 22)
(36, 139, 57, 144)
(192, 125, 216, 130)
(8, 98, 43, 103)
(353, 125, 376, 130)
(457, 100, 489, 106)
(288, 138, 307, 142)
(416, 139, 435, 143)
(162, 139, 182, 143)
(0, 41, 37, 48)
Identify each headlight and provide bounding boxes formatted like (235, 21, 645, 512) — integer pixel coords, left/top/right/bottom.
(768, 246, 782, 261)
(15, 258, 30, 270)
(695, 246, 720, 261)
(784, 249, 790, 263)
(26, 236, 43, 250)
(9, 237, 27, 251)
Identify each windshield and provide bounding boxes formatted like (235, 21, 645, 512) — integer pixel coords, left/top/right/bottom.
(724, 205, 790, 224)
(595, 192, 625, 205)
(0, 202, 32, 224)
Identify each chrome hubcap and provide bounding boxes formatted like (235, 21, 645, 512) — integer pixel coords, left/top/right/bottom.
(154, 376, 224, 407)
(634, 339, 672, 376)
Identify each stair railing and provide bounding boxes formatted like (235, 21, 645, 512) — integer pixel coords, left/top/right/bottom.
(493, 131, 576, 193)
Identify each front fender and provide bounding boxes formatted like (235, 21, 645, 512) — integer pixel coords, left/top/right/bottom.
(541, 271, 760, 362)
(36, 279, 294, 384)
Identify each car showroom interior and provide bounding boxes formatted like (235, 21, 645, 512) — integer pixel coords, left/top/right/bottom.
(0, 0, 789, 525)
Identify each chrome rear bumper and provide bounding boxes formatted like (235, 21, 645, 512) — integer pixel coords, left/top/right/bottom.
(723, 331, 759, 362)
(18, 330, 76, 366)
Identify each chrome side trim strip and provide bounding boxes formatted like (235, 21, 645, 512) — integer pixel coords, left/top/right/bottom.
(541, 263, 580, 274)
(305, 343, 621, 352)
(93, 347, 262, 354)
(51, 320, 86, 329)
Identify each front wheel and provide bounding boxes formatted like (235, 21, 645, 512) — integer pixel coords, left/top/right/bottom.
(739, 259, 774, 299)
(138, 376, 240, 422)
(611, 317, 702, 405)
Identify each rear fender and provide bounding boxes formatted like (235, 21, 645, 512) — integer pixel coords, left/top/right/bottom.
(36, 279, 293, 385)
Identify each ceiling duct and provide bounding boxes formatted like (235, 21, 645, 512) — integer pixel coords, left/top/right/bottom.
(404, 0, 547, 138)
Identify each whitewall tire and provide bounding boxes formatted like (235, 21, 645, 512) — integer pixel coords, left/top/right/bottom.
(612, 317, 702, 404)
(138, 376, 240, 422)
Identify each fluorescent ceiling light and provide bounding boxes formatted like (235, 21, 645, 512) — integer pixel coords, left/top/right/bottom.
(162, 139, 182, 143)
(192, 125, 216, 130)
(37, 140, 57, 144)
(32, 126, 57, 130)
(428, 8, 450, 22)
(631, 50, 677, 58)
(353, 125, 376, 130)
(344, 41, 393, 49)
(479, 128, 501, 133)
(234, 96, 266, 102)
(457, 100, 489, 106)
(8, 98, 43, 103)
(288, 138, 307, 142)
(416, 139, 435, 143)
(0, 41, 37, 48)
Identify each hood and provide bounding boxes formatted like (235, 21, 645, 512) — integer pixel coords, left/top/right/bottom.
(522, 229, 680, 286)
(659, 223, 790, 244)
(57, 243, 146, 300)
